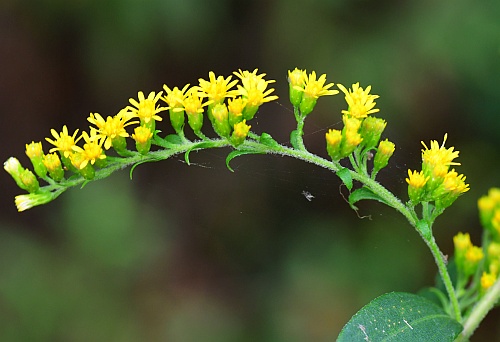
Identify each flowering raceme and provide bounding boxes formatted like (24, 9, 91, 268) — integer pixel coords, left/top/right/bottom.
(4, 69, 280, 211)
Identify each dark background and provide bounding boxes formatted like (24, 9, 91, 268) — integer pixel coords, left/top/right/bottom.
(1, 0, 500, 340)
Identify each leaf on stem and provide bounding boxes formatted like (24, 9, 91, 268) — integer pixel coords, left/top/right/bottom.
(259, 133, 280, 148)
(337, 292, 462, 342)
(290, 129, 300, 149)
(225, 149, 264, 172)
(417, 219, 432, 240)
(337, 167, 353, 191)
(348, 186, 391, 210)
(185, 141, 215, 165)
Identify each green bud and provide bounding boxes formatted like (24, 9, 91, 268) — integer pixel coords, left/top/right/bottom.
(4, 157, 27, 189)
(373, 139, 395, 173)
(169, 108, 185, 135)
(19, 169, 39, 193)
(211, 103, 231, 138)
(360, 116, 387, 150)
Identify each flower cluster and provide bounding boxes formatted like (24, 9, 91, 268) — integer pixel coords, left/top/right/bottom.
(307, 76, 396, 175)
(4, 69, 278, 211)
(475, 188, 500, 291)
(406, 134, 469, 209)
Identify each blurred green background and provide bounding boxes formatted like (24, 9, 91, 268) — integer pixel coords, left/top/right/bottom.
(1, 0, 500, 340)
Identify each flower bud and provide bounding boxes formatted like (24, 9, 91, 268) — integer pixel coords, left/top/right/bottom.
(4, 157, 27, 189)
(132, 126, 153, 155)
(19, 169, 39, 193)
(325, 129, 342, 161)
(288, 68, 306, 107)
(373, 139, 395, 173)
(25, 141, 47, 178)
(230, 120, 251, 146)
(169, 107, 185, 135)
(15, 192, 56, 212)
(228, 97, 246, 128)
(211, 103, 231, 138)
(359, 117, 387, 150)
(42, 153, 64, 182)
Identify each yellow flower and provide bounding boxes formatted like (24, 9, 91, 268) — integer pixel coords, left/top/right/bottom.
(325, 129, 342, 161)
(234, 69, 274, 89)
(337, 82, 380, 119)
(481, 272, 496, 291)
(466, 245, 484, 263)
(128, 91, 166, 124)
(421, 134, 460, 172)
(297, 71, 338, 99)
(454, 232, 472, 252)
(442, 169, 470, 195)
(72, 130, 106, 169)
(198, 71, 238, 104)
(406, 170, 429, 203)
(132, 126, 153, 144)
(87, 110, 138, 150)
(237, 78, 278, 108)
(162, 84, 190, 112)
(42, 153, 64, 181)
(46, 125, 81, 158)
(342, 114, 362, 132)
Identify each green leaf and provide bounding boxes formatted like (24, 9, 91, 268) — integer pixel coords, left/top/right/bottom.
(164, 134, 183, 145)
(348, 186, 393, 211)
(184, 141, 215, 165)
(290, 130, 300, 149)
(417, 220, 432, 240)
(338, 292, 462, 342)
(225, 149, 263, 172)
(337, 167, 353, 191)
(260, 132, 280, 148)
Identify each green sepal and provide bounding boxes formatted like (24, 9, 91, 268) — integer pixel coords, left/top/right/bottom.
(225, 149, 264, 172)
(337, 167, 353, 191)
(259, 133, 280, 148)
(348, 186, 391, 210)
(337, 292, 462, 342)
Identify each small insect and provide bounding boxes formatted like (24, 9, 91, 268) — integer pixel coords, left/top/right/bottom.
(302, 190, 314, 201)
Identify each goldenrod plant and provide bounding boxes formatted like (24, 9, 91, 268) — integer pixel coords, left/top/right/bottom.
(4, 68, 499, 340)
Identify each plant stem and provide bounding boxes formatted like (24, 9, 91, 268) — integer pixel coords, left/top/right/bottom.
(259, 142, 462, 323)
(457, 277, 500, 341)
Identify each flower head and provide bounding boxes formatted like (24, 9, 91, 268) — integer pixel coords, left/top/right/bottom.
(88, 109, 138, 150)
(421, 134, 460, 176)
(297, 71, 338, 99)
(128, 91, 166, 124)
(72, 130, 106, 169)
(337, 82, 380, 119)
(46, 125, 81, 158)
(162, 84, 190, 112)
(198, 71, 238, 105)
